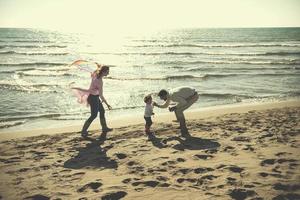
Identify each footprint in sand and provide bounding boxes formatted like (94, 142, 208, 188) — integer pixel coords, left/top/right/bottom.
(226, 165, 244, 173)
(260, 158, 297, 166)
(101, 191, 127, 200)
(147, 166, 168, 175)
(232, 136, 251, 142)
(227, 177, 237, 185)
(161, 160, 177, 166)
(259, 172, 284, 178)
(30, 151, 48, 160)
(127, 168, 146, 175)
(130, 180, 170, 188)
(193, 154, 214, 160)
(77, 181, 102, 193)
(159, 183, 171, 187)
(56, 147, 65, 152)
(272, 166, 281, 173)
(273, 183, 300, 191)
(205, 149, 218, 154)
(277, 158, 297, 164)
(177, 175, 218, 187)
(273, 193, 300, 200)
(160, 158, 186, 168)
(216, 164, 227, 169)
(156, 176, 169, 182)
(177, 178, 198, 184)
(176, 158, 186, 162)
(275, 152, 291, 157)
(194, 167, 214, 174)
(242, 145, 255, 152)
(0, 156, 22, 164)
(127, 161, 138, 166)
(122, 178, 131, 184)
(289, 162, 298, 170)
(200, 174, 218, 181)
(260, 159, 276, 166)
(12, 177, 24, 185)
(244, 184, 255, 188)
(126, 161, 145, 174)
(228, 188, 257, 200)
(39, 165, 51, 171)
(151, 156, 170, 162)
(122, 177, 141, 184)
(132, 180, 160, 187)
(172, 168, 192, 176)
(18, 168, 31, 173)
(24, 194, 50, 200)
(56, 171, 86, 182)
(223, 146, 235, 152)
(258, 132, 274, 139)
(259, 172, 268, 177)
(114, 153, 127, 159)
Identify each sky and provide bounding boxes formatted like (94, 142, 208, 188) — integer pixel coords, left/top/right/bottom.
(0, 0, 300, 33)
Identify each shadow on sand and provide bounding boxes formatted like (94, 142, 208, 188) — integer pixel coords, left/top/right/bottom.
(148, 132, 220, 151)
(147, 133, 168, 149)
(64, 133, 118, 170)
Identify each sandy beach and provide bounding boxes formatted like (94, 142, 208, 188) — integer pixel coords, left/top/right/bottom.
(0, 100, 299, 200)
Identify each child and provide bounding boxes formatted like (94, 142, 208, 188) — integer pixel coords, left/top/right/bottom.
(144, 94, 155, 136)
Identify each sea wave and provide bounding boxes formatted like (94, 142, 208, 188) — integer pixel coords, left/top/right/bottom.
(0, 120, 26, 129)
(0, 50, 69, 55)
(91, 51, 300, 57)
(0, 44, 67, 48)
(0, 82, 61, 88)
(107, 72, 300, 82)
(0, 62, 68, 67)
(155, 60, 300, 66)
(17, 70, 73, 77)
(0, 113, 63, 122)
(129, 43, 300, 48)
(107, 75, 205, 81)
(0, 66, 72, 76)
(8, 40, 55, 43)
(201, 73, 300, 78)
(144, 51, 300, 56)
(184, 66, 300, 72)
(0, 79, 62, 92)
(200, 93, 253, 99)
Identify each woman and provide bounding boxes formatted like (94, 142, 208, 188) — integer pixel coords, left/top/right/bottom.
(72, 63, 113, 137)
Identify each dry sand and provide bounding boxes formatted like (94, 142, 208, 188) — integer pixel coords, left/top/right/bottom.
(0, 100, 299, 200)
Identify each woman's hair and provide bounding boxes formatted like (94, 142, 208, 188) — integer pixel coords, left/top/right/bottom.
(95, 63, 109, 78)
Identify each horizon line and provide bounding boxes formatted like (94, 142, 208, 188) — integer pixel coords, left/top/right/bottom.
(0, 25, 300, 30)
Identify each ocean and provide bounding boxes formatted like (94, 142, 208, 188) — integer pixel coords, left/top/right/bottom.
(0, 27, 299, 132)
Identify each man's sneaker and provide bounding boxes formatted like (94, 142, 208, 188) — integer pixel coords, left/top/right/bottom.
(181, 130, 191, 138)
(181, 129, 191, 138)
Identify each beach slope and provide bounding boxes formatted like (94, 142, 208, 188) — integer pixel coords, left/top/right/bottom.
(0, 100, 299, 200)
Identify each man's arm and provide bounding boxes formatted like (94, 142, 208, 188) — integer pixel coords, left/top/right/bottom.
(154, 98, 171, 108)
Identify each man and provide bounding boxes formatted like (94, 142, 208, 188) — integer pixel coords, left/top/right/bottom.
(153, 86, 199, 136)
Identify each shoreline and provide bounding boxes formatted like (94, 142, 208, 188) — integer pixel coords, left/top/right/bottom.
(0, 99, 299, 141)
